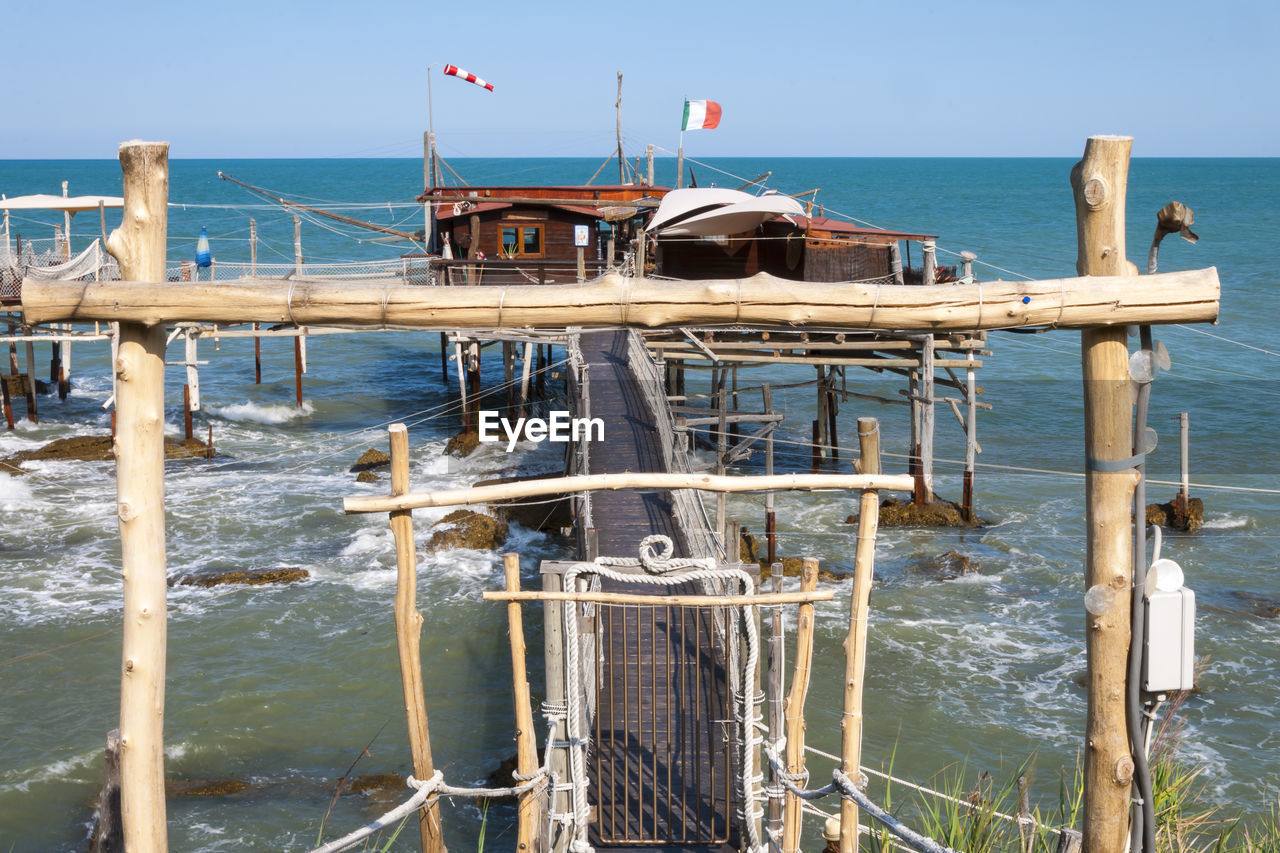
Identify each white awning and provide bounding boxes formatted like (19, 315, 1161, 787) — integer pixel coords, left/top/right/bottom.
(0, 194, 124, 212)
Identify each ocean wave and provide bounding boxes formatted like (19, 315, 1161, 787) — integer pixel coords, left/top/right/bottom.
(212, 400, 316, 424)
(1202, 513, 1251, 530)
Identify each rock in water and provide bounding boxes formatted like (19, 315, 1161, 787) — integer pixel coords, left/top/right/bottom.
(1146, 496, 1204, 531)
(350, 448, 391, 473)
(445, 430, 481, 458)
(426, 509, 508, 552)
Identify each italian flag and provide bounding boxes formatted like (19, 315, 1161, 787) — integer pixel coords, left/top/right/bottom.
(682, 99, 722, 131)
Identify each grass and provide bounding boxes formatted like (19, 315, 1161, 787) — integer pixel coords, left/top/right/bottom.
(856, 713, 1280, 853)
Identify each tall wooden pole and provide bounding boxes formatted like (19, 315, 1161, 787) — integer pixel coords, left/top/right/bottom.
(840, 418, 881, 853)
(1072, 135, 1140, 853)
(615, 72, 625, 184)
(388, 423, 445, 853)
(503, 553, 541, 853)
(105, 140, 171, 853)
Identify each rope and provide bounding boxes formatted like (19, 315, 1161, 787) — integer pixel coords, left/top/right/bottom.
(308, 769, 549, 853)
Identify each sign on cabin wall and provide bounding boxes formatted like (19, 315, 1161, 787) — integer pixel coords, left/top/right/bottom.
(574, 225, 590, 248)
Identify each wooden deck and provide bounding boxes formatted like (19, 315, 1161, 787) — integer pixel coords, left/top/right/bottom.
(576, 329, 738, 852)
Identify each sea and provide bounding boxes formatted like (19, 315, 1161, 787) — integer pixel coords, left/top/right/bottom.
(0, 155, 1276, 851)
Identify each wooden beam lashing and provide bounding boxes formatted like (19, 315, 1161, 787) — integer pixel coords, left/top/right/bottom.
(387, 424, 445, 853)
(21, 269, 1219, 331)
(1072, 135, 1141, 853)
(105, 140, 170, 853)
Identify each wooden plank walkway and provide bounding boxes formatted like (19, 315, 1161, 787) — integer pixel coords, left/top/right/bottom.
(576, 329, 738, 853)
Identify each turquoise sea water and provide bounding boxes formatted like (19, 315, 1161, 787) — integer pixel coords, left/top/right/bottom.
(0, 155, 1277, 850)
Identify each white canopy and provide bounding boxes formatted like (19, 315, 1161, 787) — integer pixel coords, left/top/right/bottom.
(647, 187, 804, 237)
(0, 194, 123, 212)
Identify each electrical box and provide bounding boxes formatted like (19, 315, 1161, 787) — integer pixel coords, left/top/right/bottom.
(1142, 587, 1196, 693)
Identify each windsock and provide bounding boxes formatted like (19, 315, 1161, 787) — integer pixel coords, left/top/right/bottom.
(196, 226, 212, 268)
(443, 64, 494, 92)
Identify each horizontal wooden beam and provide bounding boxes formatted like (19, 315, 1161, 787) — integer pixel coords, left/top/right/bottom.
(343, 471, 917, 515)
(22, 268, 1219, 331)
(482, 589, 836, 607)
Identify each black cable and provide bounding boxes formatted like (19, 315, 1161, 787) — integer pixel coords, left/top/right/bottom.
(1128, 325, 1158, 853)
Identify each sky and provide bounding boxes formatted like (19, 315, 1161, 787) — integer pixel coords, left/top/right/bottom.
(5, 0, 1276, 159)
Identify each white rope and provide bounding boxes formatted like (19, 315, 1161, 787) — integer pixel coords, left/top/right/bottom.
(309, 769, 550, 853)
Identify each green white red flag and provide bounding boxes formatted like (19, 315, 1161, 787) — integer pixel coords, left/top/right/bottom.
(682, 99, 722, 131)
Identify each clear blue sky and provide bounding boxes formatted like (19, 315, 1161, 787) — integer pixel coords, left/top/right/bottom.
(7, 0, 1276, 159)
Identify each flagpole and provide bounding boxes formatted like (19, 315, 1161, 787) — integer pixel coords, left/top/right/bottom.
(677, 101, 686, 189)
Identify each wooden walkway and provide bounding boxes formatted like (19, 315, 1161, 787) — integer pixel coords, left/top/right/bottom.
(576, 329, 738, 853)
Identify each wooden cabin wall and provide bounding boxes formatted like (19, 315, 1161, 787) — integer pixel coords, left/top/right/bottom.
(803, 239, 893, 283)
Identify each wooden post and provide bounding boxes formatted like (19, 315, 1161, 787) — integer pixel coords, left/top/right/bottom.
(1, 368, 13, 430)
(1177, 412, 1190, 516)
(782, 558, 819, 853)
(253, 324, 262, 384)
(716, 386, 728, 546)
(840, 419, 881, 853)
(104, 139, 171, 853)
(91, 730, 124, 853)
(388, 423, 445, 853)
(615, 71, 625, 184)
(766, 569, 785, 846)
(293, 333, 304, 408)
(922, 238, 937, 286)
(676, 146, 684, 189)
(520, 341, 534, 420)
(23, 336, 37, 423)
(182, 385, 193, 441)
(646, 144, 654, 187)
(248, 218, 263, 385)
(919, 335, 935, 503)
(1072, 135, 1140, 853)
(763, 383, 777, 565)
(503, 553, 541, 853)
(293, 214, 303, 277)
(962, 349, 978, 523)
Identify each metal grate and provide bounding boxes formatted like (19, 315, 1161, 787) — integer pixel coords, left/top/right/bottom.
(592, 597, 734, 846)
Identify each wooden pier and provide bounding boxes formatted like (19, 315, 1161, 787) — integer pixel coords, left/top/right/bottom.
(17, 137, 1226, 853)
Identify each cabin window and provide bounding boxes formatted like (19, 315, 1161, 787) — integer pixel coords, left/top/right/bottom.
(500, 224, 544, 258)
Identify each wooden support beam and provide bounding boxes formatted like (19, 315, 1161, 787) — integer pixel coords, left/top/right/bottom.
(388, 424, 445, 853)
(22, 269, 1221, 331)
(105, 139, 170, 853)
(840, 419, 881, 853)
(1073, 135, 1141, 853)
(483, 588, 834, 607)
(345, 472, 917, 515)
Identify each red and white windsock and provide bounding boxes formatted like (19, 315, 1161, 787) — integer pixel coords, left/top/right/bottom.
(443, 64, 494, 92)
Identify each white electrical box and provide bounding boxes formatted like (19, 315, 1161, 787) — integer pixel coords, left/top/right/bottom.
(1142, 587, 1196, 693)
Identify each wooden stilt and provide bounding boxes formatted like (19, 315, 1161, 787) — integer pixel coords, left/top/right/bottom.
(1, 368, 13, 430)
(782, 558, 819, 853)
(23, 336, 37, 423)
(292, 335, 303, 407)
(840, 418, 881, 853)
(763, 383, 777, 565)
(766, 569, 785, 845)
(105, 139, 171, 853)
(1177, 411, 1190, 516)
(519, 341, 533, 420)
(439, 333, 448, 384)
(183, 385, 193, 441)
(253, 323, 262, 384)
(387, 424, 445, 853)
(1072, 134, 1140, 853)
(919, 336, 935, 503)
(962, 349, 978, 523)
